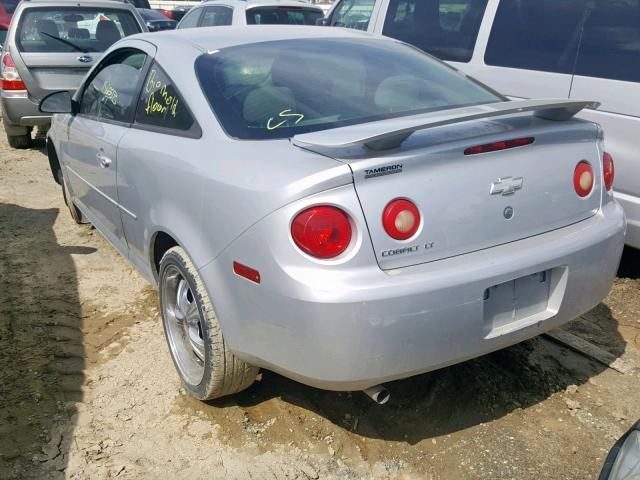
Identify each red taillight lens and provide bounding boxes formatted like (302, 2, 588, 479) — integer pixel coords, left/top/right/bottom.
(1, 51, 26, 91)
(574, 161, 594, 197)
(2, 52, 15, 68)
(291, 206, 352, 259)
(464, 137, 534, 155)
(161, 9, 174, 19)
(382, 198, 420, 240)
(603, 152, 614, 191)
(1, 79, 27, 90)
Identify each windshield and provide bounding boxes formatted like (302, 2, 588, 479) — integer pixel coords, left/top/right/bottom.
(246, 6, 324, 25)
(195, 38, 503, 140)
(17, 8, 142, 53)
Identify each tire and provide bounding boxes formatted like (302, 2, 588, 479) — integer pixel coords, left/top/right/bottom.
(58, 168, 86, 224)
(7, 133, 32, 149)
(159, 246, 258, 400)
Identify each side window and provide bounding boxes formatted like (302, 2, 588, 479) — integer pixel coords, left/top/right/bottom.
(201, 6, 233, 26)
(485, 0, 587, 74)
(178, 8, 203, 28)
(330, 0, 375, 31)
(382, 0, 488, 63)
(79, 49, 147, 123)
(574, 0, 640, 83)
(135, 63, 195, 132)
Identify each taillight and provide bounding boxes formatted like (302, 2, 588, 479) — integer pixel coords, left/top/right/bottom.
(603, 152, 614, 191)
(573, 161, 594, 197)
(464, 137, 534, 155)
(1, 50, 26, 91)
(1, 79, 27, 90)
(2, 52, 15, 68)
(161, 9, 174, 19)
(291, 206, 352, 259)
(382, 198, 420, 240)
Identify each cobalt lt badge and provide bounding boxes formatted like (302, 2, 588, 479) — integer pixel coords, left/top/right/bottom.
(503, 206, 514, 219)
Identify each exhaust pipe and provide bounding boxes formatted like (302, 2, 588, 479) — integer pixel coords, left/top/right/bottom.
(363, 385, 390, 404)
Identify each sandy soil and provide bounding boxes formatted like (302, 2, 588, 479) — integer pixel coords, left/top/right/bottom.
(1, 123, 639, 480)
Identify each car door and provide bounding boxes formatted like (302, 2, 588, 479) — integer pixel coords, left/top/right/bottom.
(569, 0, 640, 248)
(63, 45, 150, 251)
(115, 61, 201, 279)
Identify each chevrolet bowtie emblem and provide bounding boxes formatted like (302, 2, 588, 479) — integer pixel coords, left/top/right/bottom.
(490, 176, 523, 196)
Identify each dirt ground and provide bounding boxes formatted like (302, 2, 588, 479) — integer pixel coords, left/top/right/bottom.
(1, 123, 639, 480)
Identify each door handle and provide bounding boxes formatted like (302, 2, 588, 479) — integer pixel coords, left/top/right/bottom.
(97, 152, 112, 168)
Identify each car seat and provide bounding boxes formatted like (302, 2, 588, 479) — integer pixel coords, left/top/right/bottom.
(37, 19, 60, 39)
(96, 20, 121, 48)
(68, 27, 90, 39)
(242, 86, 296, 127)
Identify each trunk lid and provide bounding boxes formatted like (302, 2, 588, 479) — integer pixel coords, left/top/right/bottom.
(17, 52, 93, 99)
(294, 102, 602, 270)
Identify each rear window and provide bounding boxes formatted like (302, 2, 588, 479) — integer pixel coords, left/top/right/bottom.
(382, 0, 489, 63)
(246, 6, 324, 25)
(195, 38, 502, 140)
(17, 7, 141, 53)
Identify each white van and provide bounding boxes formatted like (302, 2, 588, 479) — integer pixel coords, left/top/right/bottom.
(323, 0, 640, 249)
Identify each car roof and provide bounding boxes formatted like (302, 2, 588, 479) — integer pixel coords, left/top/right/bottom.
(198, 0, 323, 9)
(20, 0, 136, 8)
(137, 24, 371, 52)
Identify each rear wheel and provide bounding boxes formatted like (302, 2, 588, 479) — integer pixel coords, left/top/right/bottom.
(159, 246, 258, 400)
(7, 133, 32, 149)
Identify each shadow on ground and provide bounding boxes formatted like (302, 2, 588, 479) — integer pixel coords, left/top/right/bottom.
(209, 271, 630, 444)
(0, 204, 92, 479)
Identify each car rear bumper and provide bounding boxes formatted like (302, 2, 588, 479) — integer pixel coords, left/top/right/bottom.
(200, 200, 626, 391)
(0, 93, 51, 130)
(614, 191, 640, 249)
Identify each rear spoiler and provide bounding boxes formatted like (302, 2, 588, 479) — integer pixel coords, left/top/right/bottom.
(292, 99, 600, 151)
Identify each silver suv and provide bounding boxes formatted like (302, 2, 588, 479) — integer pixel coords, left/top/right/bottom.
(0, 0, 145, 148)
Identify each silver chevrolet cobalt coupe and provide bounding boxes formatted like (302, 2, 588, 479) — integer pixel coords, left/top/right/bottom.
(41, 26, 625, 402)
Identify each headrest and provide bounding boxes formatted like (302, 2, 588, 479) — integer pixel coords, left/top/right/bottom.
(37, 19, 60, 39)
(96, 20, 121, 45)
(242, 86, 295, 125)
(374, 75, 432, 111)
(68, 27, 90, 39)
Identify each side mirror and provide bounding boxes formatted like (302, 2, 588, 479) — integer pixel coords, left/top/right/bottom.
(39, 91, 76, 114)
(316, 17, 329, 26)
(599, 420, 640, 480)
